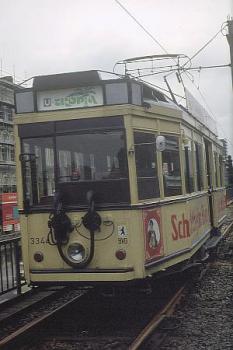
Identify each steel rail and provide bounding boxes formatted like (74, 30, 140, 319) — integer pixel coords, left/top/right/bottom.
(0, 289, 87, 349)
(129, 217, 233, 350)
(129, 284, 186, 350)
(0, 288, 74, 332)
(222, 220, 233, 238)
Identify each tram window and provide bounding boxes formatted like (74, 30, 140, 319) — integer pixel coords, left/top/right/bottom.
(214, 152, 219, 187)
(56, 131, 127, 182)
(194, 143, 204, 191)
(204, 140, 212, 188)
(22, 130, 129, 207)
(56, 130, 129, 205)
(219, 155, 224, 187)
(22, 138, 55, 206)
(162, 135, 182, 197)
(58, 150, 72, 181)
(184, 141, 194, 193)
(134, 132, 159, 200)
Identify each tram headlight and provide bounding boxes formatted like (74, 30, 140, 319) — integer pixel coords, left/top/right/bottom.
(67, 243, 86, 263)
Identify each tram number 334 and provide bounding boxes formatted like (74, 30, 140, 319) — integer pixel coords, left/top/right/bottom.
(30, 237, 49, 244)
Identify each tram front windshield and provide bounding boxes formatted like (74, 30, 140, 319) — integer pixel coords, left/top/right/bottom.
(22, 129, 129, 207)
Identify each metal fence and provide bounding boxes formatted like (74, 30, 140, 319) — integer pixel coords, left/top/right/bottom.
(226, 185, 233, 205)
(0, 235, 21, 296)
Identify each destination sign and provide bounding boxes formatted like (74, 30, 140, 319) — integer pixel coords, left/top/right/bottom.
(37, 86, 103, 111)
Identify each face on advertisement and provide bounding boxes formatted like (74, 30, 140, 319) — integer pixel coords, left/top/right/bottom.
(148, 218, 160, 249)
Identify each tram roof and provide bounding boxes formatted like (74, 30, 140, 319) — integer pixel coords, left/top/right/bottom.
(16, 70, 219, 140)
(33, 70, 102, 91)
(32, 70, 170, 98)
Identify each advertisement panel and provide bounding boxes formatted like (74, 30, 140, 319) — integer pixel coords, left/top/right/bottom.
(163, 196, 210, 256)
(0, 193, 20, 232)
(143, 208, 164, 262)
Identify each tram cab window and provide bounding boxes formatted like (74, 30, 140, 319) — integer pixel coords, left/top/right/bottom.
(183, 140, 194, 193)
(162, 135, 182, 197)
(56, 130, 129, 205)
(56, 131, 127, 182)
(21, 129, 129, 207)
(194, 142, 204, 191)
(134, 132, 159, 200)
(22, 138, 55, 206)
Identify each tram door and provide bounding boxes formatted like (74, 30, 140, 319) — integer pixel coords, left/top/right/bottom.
(204, 139, 214, 227)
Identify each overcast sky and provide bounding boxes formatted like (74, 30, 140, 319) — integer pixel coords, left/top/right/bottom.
(1, 0, 232, 153)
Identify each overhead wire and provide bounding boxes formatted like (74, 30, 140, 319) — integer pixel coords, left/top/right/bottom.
(114, 0, 228, 75)
(182, 25, 227, 68)
(182, 69, 233, 149)
(185, 63, 230, 71)
(114, 0, 169, 54)
(113, 1, 232, 148)
(178, 22, 229, 130)
(121, 63, 230, 81)
(178, 22, 232, 147)
(114, 0, 228, 85)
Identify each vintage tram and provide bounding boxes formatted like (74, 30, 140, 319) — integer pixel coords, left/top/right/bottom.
(14, 70, 226, 286)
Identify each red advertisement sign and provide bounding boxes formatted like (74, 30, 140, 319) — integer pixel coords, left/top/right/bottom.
(143, 208, 164, 262)
(0, 193, 19, 231)
(0, 193, 17, 203)
(2, 204, 19, 225)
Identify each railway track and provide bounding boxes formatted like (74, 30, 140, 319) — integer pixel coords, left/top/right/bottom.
(140, 214, 233, 350)
(13, 275, 188, 350)
(129, 284, 186, 350)
(2, 213, 233, 350)
(0, 287, 64, 324)
(0, 287, 89, 350)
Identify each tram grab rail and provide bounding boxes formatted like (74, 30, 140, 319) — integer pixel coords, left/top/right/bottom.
(0, 235, 22, 296)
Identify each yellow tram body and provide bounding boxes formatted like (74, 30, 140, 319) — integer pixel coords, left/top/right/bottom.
(14, 71, 226, 286)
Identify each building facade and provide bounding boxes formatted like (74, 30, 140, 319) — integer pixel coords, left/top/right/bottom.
(0, 77, 21, 233)
(0, 77, 17, 193)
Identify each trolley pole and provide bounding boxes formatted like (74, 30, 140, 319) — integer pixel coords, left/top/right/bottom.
(227, 19, 233, 88)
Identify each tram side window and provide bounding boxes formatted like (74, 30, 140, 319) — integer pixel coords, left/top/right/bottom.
(134, 132, 159, 200)
(214, 152, 219, 187)
(22, 138, 55, 206)
(183, 141, 194, 193)
(219, 155, 224, 187)
(162, 135, 182, 197)
(195, 142, 204, 191)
